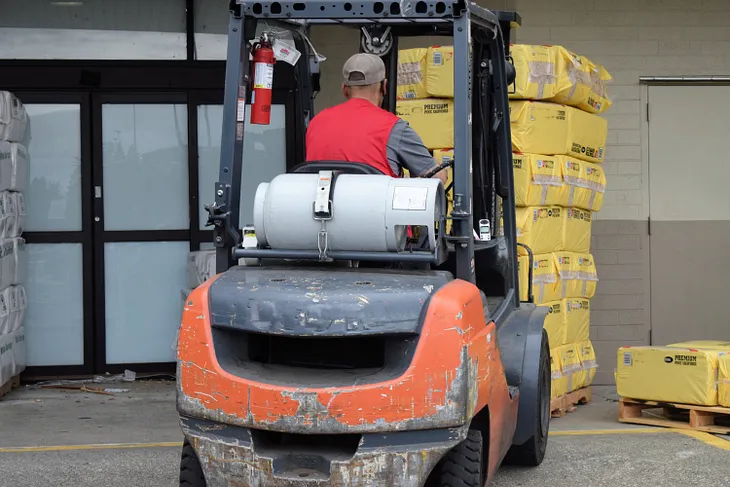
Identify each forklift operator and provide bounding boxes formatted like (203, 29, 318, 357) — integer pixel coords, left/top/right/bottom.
(305, 53, 448, 184)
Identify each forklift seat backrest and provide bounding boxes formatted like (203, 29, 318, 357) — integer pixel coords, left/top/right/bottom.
(291, 161, 387, 175)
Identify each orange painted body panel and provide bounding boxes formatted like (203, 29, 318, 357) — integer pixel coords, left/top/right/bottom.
(178, 273, 520, 478)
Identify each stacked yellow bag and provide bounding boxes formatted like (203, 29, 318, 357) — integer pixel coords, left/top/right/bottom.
(395, 44, 612, 400)
(509, 44, 611, 399)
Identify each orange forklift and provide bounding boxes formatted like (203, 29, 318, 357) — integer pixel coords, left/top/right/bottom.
(176, 1, 550, 485)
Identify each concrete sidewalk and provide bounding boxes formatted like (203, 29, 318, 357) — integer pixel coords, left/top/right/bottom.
(0, 382, 729, 486)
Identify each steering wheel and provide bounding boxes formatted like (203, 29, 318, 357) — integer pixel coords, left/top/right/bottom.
(422, 158, 455, 194)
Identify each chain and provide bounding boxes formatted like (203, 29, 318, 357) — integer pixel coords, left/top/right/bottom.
(317, 219, 329, 261)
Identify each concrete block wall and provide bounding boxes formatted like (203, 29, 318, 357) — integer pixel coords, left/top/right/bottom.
(515, 0, 730, 384)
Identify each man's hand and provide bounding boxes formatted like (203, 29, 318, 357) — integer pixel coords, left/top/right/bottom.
(431, 167, 449, 186)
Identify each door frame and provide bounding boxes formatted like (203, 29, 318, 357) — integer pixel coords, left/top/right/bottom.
(91, 91, 195, 373)
(13, 91, 96, 377)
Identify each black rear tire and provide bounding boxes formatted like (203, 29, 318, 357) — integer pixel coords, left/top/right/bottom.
(504, 331, 551, 466)
(428, 429, 485, 487)
(180, 438, 207, 487)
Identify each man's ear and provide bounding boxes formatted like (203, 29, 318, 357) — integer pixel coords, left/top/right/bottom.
(382, 79, 388, 96)
(342, 83, 350, 98)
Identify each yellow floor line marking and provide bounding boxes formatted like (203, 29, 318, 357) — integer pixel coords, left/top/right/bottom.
(550, 428, 674, 436)
(0, 442, 183, 453)
(677, 430, 730, 451)
(2, 430, 728, 453)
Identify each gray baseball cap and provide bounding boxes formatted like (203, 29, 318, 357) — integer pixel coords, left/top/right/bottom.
(342, 53, 386, 86)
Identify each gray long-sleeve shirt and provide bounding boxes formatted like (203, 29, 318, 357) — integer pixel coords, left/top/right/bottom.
(385, 119, 440, 177)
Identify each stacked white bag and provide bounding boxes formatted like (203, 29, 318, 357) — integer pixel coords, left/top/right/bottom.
(0, 91, 29, 388)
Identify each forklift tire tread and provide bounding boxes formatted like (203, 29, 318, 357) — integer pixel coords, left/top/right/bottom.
(504, 331, 550, 467)
(431, 429, 484, 487)
(180, 439, 207, 487)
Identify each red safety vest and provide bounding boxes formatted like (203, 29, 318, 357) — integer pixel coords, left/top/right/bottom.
(305, 98, 400, 177)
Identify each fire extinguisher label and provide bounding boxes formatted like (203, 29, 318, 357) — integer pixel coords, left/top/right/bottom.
(253, 62, 274, 89)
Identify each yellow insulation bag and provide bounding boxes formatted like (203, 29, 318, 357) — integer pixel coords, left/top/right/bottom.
(719, 354, 730, 408)
(575, 340, 597, 389)
(549, 46, 613, 114)
(513, 153, 564, 207)
(542, 301, 568, 349)
(515, 206, 564, 255)
(564, 207, 592, 253)
(396, 48, 429, 100)
(616, 346, 723, 406)
(555, 252, 598, 301)
(510, 100, 608, 164)
(559, 343, 582, 393)
(425, 46, 454, 98)
(666, 342, 730, 408)
(529, 253, 561, 305)
(550, 349, 568, 398)
(565, 298, 590, 344)
(509, 44, 559, 101)
(396, 99, 454, 150)
(560, 157, 606, 212)
(521, 252, 597, 305)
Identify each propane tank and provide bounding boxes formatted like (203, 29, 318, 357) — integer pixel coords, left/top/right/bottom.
(250, 33, 275, 125)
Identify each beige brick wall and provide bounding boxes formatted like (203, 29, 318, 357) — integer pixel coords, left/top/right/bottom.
(514, 0, 730, 383)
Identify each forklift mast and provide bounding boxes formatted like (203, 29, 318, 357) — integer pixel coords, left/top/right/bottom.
(205, 0, 524, 307)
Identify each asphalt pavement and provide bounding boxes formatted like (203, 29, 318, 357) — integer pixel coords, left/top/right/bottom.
(1, 382, 729, 486)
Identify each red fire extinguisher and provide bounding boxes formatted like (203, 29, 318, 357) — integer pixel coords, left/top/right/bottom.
(250, 35, 276, 125)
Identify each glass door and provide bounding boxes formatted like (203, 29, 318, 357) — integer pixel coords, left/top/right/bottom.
(17, 92, 94, 375)
(93, 93, 191, 370)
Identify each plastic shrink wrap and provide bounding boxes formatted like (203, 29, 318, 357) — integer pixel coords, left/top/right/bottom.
(616, 346, 724, 406)
(564, 207, 592, 253)
(548, 46, 613, 114)
(11, 326, 25, 376)
(510, 100, 607, 164)
(396, 48, 429, 100)
(550, 350, 568, 398)
(0, 141, 29, 193)
(565, 297, 590, 344)
(425, 46, 454, 98)
(513, 153, 564, 207)
(575, 340, 597, 389)
(515, 206, 564, 255)
(557, 343, 582, 393)
(518, 252, 597, 305)
(0, 91, 28, 144)
(560, 157, 606, 212)
(0, 332, 12, 386)
(516, 206, 592, 254)
(542, 300, 568, 349)
(396, 99, 454, 150)
(509, 44, 558, 100)
(666, 341, 730, 408)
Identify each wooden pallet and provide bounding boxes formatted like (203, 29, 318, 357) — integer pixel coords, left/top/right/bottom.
(619, 397, 730, 435)
(0, 375, 20, 400)
(551, 386, 592, 418)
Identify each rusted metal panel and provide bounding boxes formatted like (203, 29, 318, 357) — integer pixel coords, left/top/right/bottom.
(181, 416, 467, 487)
